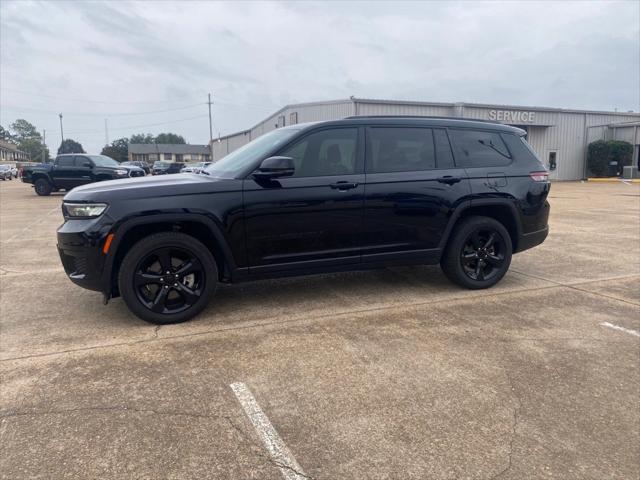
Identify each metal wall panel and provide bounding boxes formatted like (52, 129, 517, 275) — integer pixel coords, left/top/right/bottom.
(356, 102, 452, 117)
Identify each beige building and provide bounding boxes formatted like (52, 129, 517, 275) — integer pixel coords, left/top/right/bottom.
(128, 144, 211, 163)
(211, 98, 640, 180)
(0, 139, 29, 163)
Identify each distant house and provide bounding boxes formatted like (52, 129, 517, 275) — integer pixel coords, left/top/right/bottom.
(128, 144, 211, 163)
(0, 139, 29, 163)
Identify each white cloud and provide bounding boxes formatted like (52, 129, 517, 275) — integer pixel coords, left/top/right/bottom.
(1, 0, 638, 153)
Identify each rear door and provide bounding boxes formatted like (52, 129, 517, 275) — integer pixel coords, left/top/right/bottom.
(361, 126, 471, 263)
(51, 156, 77, 189)
(243, 126, 365, 273)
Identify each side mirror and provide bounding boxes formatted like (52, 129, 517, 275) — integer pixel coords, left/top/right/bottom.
(253, 156, 295, 179)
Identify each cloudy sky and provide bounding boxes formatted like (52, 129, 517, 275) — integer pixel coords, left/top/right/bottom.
(1, 0, 638, 153)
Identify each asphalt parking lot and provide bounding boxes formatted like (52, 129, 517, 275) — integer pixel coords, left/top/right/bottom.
(1, 179, 638, 479)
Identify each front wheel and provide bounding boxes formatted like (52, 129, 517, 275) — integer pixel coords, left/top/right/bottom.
(118, 232, 218, 324)
(441, 216, 512, 289)
(34, 178, 52, 196)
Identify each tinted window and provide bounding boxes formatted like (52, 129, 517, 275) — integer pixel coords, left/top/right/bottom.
(368, 128, 435, 173)
(433, 129, 455, 169)
(57, 157, 74, 167)
(449, 129, 511, 167)
(279, 128, 358, 177)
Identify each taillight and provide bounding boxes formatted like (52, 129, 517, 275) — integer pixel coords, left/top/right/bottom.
(529, 171, 549, 182)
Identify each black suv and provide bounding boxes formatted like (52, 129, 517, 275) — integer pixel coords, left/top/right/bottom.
(57, 117, 550, 324)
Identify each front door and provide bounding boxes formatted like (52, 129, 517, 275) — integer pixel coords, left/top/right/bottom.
(243, 127, 365, 273)
(361, 127, 471, 262)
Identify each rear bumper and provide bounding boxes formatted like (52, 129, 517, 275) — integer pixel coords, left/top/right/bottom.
(516, 226, 548, 253)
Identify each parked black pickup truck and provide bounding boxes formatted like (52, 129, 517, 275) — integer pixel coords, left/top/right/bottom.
(21, 154, 145, 196)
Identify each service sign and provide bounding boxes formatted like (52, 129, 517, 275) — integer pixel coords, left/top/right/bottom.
(488, 110, 536, 123)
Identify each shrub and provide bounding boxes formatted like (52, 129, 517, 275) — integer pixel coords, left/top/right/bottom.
(587, 139, 633, 177)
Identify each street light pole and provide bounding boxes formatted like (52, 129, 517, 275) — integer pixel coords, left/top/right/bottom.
(207, 93, 214, 161)
(58, 113, 64, 145)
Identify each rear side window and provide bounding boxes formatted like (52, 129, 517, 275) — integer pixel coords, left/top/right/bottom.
(367, 127, 435, 173)
(56, 157, 74, 167)
(448, 129, 511, 167)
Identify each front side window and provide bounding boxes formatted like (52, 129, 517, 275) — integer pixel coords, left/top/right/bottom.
(367, 128, 435, 173)
(279, 128, 358, 177)
(448, 129, 511, 167)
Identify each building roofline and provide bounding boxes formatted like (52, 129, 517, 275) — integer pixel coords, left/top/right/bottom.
(212, 97, 640, 143)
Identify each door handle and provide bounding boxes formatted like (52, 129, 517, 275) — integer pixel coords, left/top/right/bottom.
(437, 176, 462, 185)
(330, 181, 359, 190)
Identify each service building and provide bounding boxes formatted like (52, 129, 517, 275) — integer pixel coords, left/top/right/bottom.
(211, 98, 640, 180)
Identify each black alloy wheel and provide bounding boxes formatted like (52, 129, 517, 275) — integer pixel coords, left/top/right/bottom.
(119, 232, 217, 324)
(34, 178, 52, 196)
(460, 229, 506, 282)
(134, 247, 205, 315)
(441, 216, 512, 289)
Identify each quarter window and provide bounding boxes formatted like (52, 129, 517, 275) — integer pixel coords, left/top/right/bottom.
(278, 128, 358, 177)
(448, 129, 511, 167)
(367, 128, 435, 173)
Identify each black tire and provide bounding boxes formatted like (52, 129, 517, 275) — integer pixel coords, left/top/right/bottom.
(441, 216, 512, 289)
(118, 232, 218, 324)
(34, 178, 52, 196)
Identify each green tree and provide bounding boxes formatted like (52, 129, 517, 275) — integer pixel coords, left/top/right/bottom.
(58, 138, 85, 154)
(8, 119, 45, 160)
(130, 133, 155, 144)
(10, 119, 40, 142)
(101, 137, 129, 162)
(154, 132, 186, 144)
(0, 125, 14, 142)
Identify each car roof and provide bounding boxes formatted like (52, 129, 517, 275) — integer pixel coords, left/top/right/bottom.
(293, 116, 526, 135)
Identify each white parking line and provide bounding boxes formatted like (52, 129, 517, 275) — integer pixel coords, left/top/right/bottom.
(600, 322, 640, 338)
(230, 382, 307, 480)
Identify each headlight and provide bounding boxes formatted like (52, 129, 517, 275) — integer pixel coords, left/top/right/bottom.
(64, 203, 108, 218)
(115, 169, 128, 176)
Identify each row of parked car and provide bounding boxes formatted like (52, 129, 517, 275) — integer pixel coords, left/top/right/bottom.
(120, 160, 212, 175)
(0, 164, 19, 180)
(19, 154, 213, 196)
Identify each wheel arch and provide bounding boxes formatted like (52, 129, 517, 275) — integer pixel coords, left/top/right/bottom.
(441, 199, 522, 252)
(106, 213, 236, 296)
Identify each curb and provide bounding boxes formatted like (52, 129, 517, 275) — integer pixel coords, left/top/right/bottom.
(587, 178, 640, 184)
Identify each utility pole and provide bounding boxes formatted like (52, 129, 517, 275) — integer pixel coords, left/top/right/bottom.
(207, 93, 214, 161)
(58, 113, 64, 145)
(104, 118, 109, 146)
(41, 129, 46, 163)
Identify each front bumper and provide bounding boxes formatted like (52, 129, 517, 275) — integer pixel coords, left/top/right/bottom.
(57, 218, 111, 293)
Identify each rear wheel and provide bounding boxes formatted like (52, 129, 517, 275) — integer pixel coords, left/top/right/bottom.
(34, 178, 52, 196)
(118, 232, 218, 324)
(441, 216, 512, 289)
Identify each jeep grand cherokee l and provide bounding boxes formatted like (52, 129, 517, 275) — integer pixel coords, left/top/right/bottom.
(57, 117, 550, 324)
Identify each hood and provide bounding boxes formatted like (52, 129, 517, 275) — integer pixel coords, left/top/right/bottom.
(63, 173, 241, 202)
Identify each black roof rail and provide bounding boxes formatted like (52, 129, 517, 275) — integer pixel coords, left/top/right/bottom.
(344, 115, 501, 124)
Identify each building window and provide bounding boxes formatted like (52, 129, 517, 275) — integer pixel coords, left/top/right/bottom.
(164, 153, 172, 161)
(175, 154, 183, 162)
(290, 112, 298, 125)
(277, 115, 286, 128)
(548, 151, 557, 171)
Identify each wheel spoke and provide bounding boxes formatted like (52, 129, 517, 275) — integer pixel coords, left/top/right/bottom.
(150, 287, 169, 313)
(483, 232, 496, 249)
(156, 249, 173, 273)
(475, 261, 485, 280)
(462, 252, 478, 259)
(175, 283, 200, 306)
(175, 258, 202, 277)
(134, 271, 163, 287)
(486, 254, 503, 266)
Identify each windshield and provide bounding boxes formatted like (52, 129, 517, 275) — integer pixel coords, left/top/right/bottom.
(205, 128, 300, 178)
(87, 155, 119, 167)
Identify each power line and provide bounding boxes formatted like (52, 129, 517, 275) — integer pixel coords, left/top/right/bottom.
(44, 114, 210, 137)
(0, 103, 205, 117)
(1, 87, 200, 105)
